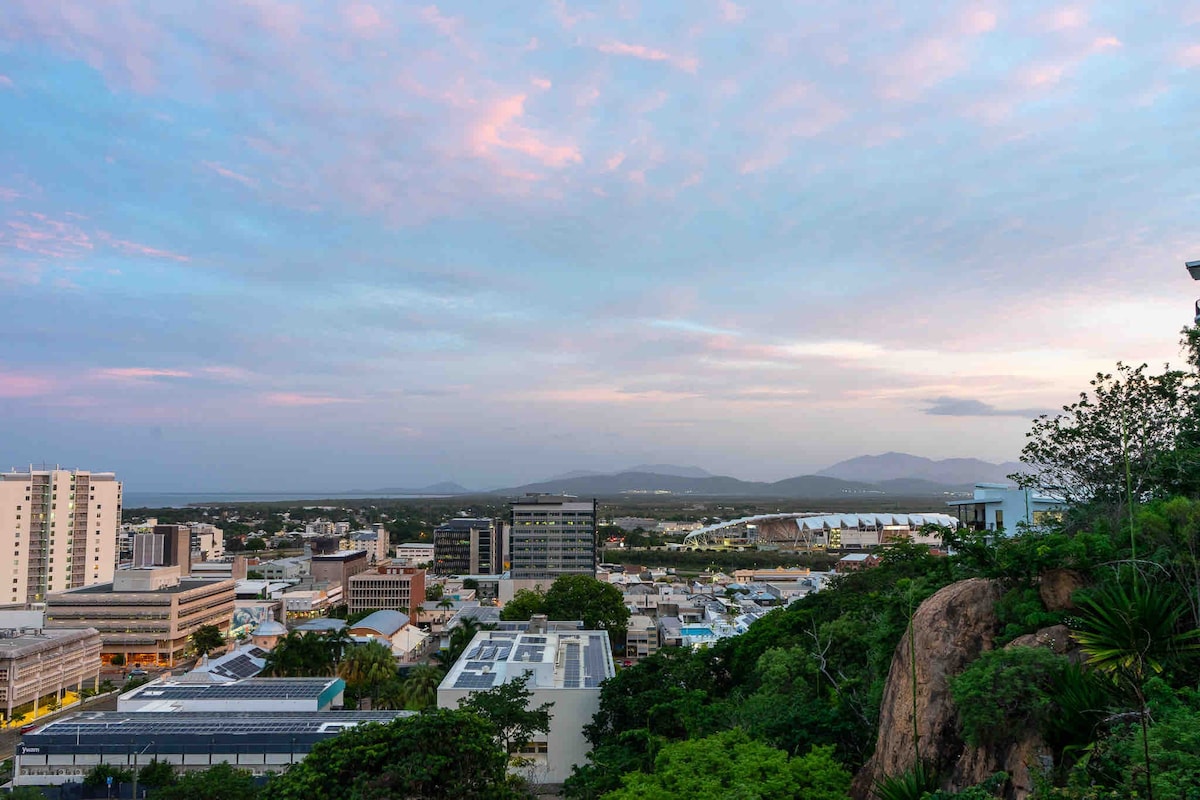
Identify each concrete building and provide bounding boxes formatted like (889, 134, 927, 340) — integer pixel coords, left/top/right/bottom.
(346, 566, 426, 614)
(132, 524, 193, 574)
(433, 518, 499, 575)
(258, 555, 310, 581)
(189, 523, 225, 561)
(509, 495, 597, 580)
(0, 467, 122, 604)
(13, 710, 411, 785)
(348, 609, 428, 661)
(343, 530, 389, 564)
(624, 615, 658, 664)
(947, 484, 1068, 533)
(0, 625, 101, 724)
(45, 567, 235, 666)
(310, 550, 368, 589)
(118, 677, 344, 713)
(394, 542, 434, 567)
(437, 627, 614, 783)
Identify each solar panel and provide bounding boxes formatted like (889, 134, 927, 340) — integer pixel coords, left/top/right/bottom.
(453, 673, 497, 689)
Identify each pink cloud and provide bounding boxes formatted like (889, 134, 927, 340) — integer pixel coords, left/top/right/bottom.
(345, 4, 383, 35)
(1, 213, 92, 258)
(531, 77, 552, 90)
(1040, 7, 1088, 31)
(957, 8, 998, 35)
(470, 94, 582, 168)
(878, 37, 967, 100)
(0, 368, 55, 398)
(0, 75, 12, 89)
(263, 392, 360, 407)
(550, 0, 592, 29)
(718, 1, 745, 23)
(201, 161, 258, 188)
(605, 152, 626, 171)
(0, 187, 21, 201)
(1092, 36, 1122, 50)
(1181, 45, 1200, 67)
(93, 367, 192, 380)
(418, 5, 461, 38)
(95, 232, 189, 262)
(596, 41, 699, 73)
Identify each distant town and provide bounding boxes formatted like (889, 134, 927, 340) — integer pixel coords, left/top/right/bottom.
(0, 464, 1065, 793)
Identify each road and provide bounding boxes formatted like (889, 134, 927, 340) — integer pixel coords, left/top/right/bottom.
(0, 692, 120, 760)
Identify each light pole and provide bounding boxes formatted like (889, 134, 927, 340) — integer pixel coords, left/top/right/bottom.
(131, 740, 155, 800)
(1187, 260, 1200, 323)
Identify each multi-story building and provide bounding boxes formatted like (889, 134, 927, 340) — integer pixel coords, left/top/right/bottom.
(189, 523, 225, 561)
(132, 524, 192, 574)
(0, 623, 101, 723)
(45, 566, 235, 666)
(0, 467, 122, 604)
(509, 495, 597, 580)
(393, 542, 434, 567)
(624, 615, 659, 664)
(437, 626, 614, 783)
(947, 483, 1067, 533)
(433, 518, 498, 575)
(310, 550, 368, 589)
(346, 566, 426, 614)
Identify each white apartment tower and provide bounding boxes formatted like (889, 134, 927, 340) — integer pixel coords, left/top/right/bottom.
(0, 467, 122, 604)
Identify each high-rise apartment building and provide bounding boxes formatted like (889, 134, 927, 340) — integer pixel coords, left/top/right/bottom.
(433, 518, 499, 575)
(0, 467, 121, 604)
(509, 494, 596, 580)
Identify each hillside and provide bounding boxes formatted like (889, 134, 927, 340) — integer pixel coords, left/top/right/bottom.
(817, 452, 1025, 485)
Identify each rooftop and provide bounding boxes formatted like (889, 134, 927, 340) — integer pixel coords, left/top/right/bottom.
(312, 550, 367, 561)
(52, 578, 231, 596)
(350, 610, 408, 637)
(0, 627, 98, 659)
(121, 677, 341, 704)
(440, 630, 614, 693)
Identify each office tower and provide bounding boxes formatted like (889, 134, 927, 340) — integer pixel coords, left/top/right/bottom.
(509, 494, 596, 580)
(131, 524, 193, 575)
(433, 518, 499, 575)
(0, 467, 122, 604)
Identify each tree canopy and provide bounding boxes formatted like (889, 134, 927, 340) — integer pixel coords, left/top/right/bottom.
(499, 575, 630, 638)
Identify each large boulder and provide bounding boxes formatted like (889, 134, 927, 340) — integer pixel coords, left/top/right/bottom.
(1038, 569, 1087, 612)
(851, 578, 1005, 798)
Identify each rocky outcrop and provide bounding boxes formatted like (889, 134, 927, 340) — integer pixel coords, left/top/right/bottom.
(851, 579, 1074, 800)
(851, 578, 1005, 798)
(1038, 569, 1087, 612)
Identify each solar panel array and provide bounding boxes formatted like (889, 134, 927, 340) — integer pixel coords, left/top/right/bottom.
(209, 654, 263, 680)
(133, 679, 331, 700)
(562, 641, 581, 688)
(453, 672, 499, 689)
(514, 644, 545, 662)
(35, 712, 401, 738)
(584, 635, 607, 688)
(464, 639, 513, 662)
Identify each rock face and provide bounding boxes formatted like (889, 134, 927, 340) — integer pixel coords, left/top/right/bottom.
(851, 579, 1070, 800)
(851, 578, 1005, 798)
(1038, 569, 1087, 612)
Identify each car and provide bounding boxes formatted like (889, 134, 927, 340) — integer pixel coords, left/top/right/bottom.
(128, 667, 148, 677)
(19, 724, 38, 734)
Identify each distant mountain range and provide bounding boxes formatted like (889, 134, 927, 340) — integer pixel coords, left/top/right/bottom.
(370, 454, 1025, 498)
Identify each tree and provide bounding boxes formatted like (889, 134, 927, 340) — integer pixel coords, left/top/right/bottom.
(151, 762, 257, 800)
(437, 596, 455, 621)
(400, 664, 445, 710)
(426, 584, 444, 601)
(457, 673, 553, 758)
(245, 537, 266, 552)
(543, 575, 630, 638)
(499, 588, 546, 622)
(262, 631, 336, 677)
(435, 619, 493, 669)
(604, 730, 850, 800)
(190, 624, 225, 657)
(138, 758, 176, 791)
(260, 709, 524, 800)
(951, 647, 1070, 747)
(337, 640, 396, 706)
(83, 763, 133, 789)
(111, 653, 126, 667)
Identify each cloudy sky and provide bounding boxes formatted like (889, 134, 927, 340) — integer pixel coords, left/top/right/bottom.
(1, 1, 1198, 492)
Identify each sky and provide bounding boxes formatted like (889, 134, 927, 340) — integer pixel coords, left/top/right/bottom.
(1, 1, 1199, 492)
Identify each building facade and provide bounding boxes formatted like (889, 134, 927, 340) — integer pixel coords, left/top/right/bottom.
(0, 467, 122, 605)
(45, 567, 235, 666)
(433, 518, 498, 575)
(310, 550, 368, 589)
(947, 483, 1068, 533)
(0, 626, 101, 724)
(346, 566, 426, 614)
(509, 495, 597, 580)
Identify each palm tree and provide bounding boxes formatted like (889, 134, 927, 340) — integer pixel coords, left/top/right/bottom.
(437, 597, 455, 623)
(324, 627, 355, 667)
(1073, 578, 1200, 800)
(374, 678, 408, 710)
(401, 665, 445, 710)
(408, 601, 425, 629)
(338, 640, 397, 707)
(434, 619, 487, 669)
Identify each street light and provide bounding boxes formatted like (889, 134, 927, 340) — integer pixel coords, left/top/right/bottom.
(1188, 260, 1200, 324)
(131, 740, 155, 800)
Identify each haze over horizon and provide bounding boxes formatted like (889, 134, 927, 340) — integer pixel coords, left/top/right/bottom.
(1, 1, 1198, 492)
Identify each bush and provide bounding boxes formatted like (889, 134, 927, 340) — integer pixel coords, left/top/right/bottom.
(951, 647, 1069, 747)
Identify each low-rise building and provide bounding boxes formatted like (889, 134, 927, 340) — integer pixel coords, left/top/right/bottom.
(394, 542, 435, 567)
(118, 677, 344, 713)
(13, 710, 410, 785)
(348, 609, 428, 661)
(311, 550, 369, 589)
(436, 628, 614, 783)
(947, 483, 1067, 533)
(0, 626, 101, 724)
(45, 567, 235, 666)
(624, 615, 658, 663)
(346, 566, 426, 615)
(258, 556, 310, 581)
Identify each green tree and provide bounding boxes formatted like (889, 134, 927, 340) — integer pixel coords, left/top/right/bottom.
(260, 709, 524, 800)
(111, 653, 126, 667)
(337, 640, 396, 706)
(83, 763, 133, 789)
(190, 624, 225, 657)
(437, 596, 455, 621)
(400, 664, 445, 710)
(138, 758, 176, 791)
(499, 588, 546, 621)
(151, 762, 258, 800)
(543, 575, 630, 637)
(457, 673, 553, 758)
(605, 730, 850, 800)
(245, 537, 266, 552)
(261, 631, 336, 677)
(426, 584, 444, 601)
(951, 647, 1070, 747)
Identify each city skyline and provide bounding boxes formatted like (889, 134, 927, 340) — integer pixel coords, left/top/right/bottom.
(2, 1, 1198, 491)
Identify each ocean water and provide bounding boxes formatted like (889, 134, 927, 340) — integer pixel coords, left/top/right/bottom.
(123, 492, 447, 508)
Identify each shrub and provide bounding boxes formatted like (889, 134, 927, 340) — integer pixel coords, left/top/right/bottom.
(951, 647, 1069, 747)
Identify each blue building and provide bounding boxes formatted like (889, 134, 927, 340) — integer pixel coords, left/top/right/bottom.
(947, 483, 1066, 533)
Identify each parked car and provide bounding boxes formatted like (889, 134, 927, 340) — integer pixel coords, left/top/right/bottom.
(128, 667, 148, 678)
